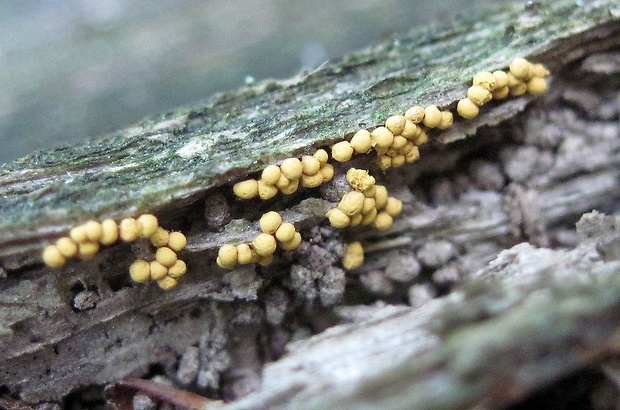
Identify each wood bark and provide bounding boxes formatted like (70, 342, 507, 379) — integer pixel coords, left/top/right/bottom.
(0, 0, 619, 407)
(221, 219, 620, 410)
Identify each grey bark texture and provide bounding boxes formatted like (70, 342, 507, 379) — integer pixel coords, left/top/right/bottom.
(1, 0, 620, 408)
(222, 218, 620, 410)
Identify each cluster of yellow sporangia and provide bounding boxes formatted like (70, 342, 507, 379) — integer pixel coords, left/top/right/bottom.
(341, 241, 364, 270)
(457, 58, 550, 119)
(332, 104, 453, 171)
(42, 214, 187, 290)
(41, 59, 549, 287)
(233, 149, 335, 199)
(216, 211, 302, 269)
(325, 168, 403, 231)
(225, 58, 549, 272)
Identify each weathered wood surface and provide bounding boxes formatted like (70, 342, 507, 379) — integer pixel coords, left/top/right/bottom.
(220, 214, 620, 410)
(0, 0, 619, 407)
(0, 0, 618, 263)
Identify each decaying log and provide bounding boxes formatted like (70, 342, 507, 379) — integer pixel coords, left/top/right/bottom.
(105, 213, 620, 410)
(0, 0, 619, 407)
(1, 0, 618, 262)
(219, 213, 620, 410)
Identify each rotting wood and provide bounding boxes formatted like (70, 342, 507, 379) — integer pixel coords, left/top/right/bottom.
(219, 213, 620, 410)
(0, 0, 618, 263)
(0, 0, 619, 406)
(108, 214, 620, 410)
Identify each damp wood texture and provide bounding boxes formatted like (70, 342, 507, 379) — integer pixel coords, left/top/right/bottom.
(1, 0, 620, 408)
(219, 218, 620, 410)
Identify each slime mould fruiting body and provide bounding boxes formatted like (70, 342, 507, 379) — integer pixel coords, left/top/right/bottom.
(43, 59, 549, 289)
(43, 215, 187, 290)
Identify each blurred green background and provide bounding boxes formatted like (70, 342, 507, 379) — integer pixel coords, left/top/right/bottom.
(0, 0, 512, 164)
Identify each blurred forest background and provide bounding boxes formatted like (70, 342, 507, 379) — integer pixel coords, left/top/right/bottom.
(0, 0, 512, 165)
